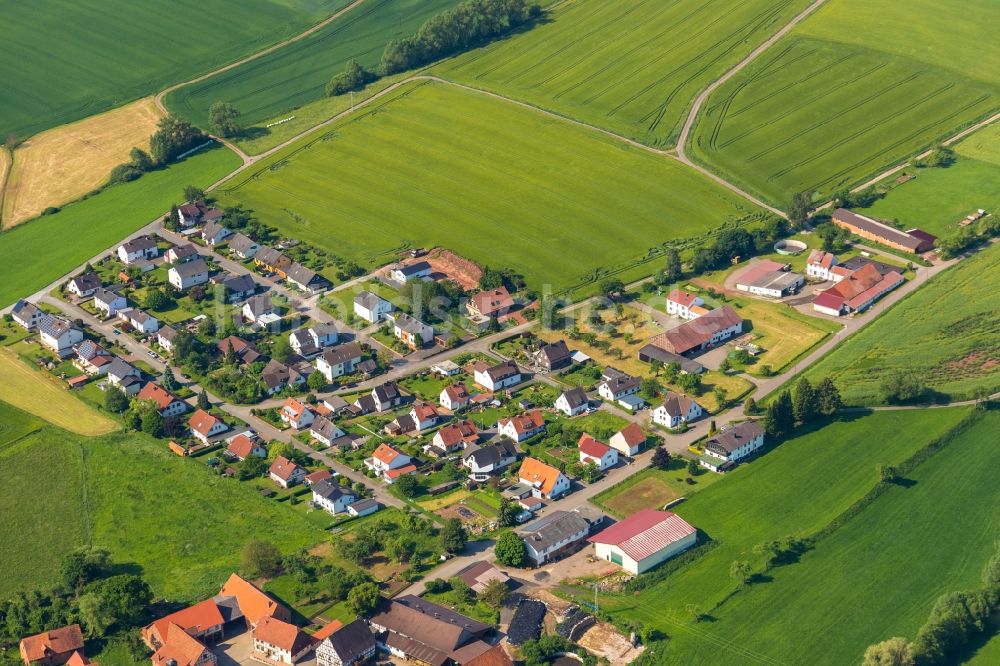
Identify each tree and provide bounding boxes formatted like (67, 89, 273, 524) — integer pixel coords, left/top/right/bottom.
(792, 377, 818, 424)
(91, 574, 152, 627)
(862, 637, 915, 666)
(730, 560, 752, 587)
(816, 378, 842, 416)
(242, 539, 283, 578)
(60, 547, 111, 589)
(877, 464, 899, 484)
(326, 59, 376, 96)
(687, 459, 699, 476)
(639, 378, 662, 402)
(183, 185, 205, 203)
(440, 518, 468, 554)
(479, 578, 509, 609)
(743, 396, 758, 415)
(386, 537, 417, 563)
(208, 102, 241, 138)
(495, 530, 527, 567)
(138, 402, 164, 437)
(662, 247, 682, 282)
(149, 115, 204, 165)
(713, 386, 728, 410)
(223, 340, 238, 365)
(677, 372, 702, 395)
(238, 454, 268, 480)
(347, 582, 381, 617)
(787, 191, 814, 227)
(307, 370, 327, 392)
(77, 593, 113, 637)
(129, 147, 154, 172)
(600, 278, 626, 301)
(881, 370, 924, 404)
(162, 367, 178, 391)
(663, 362, 681, 384)
(197, 388, 211, 410)
(497, 497, 519, 527)
(105, 386, 129, 413)
(764, 390, 794, 439)
(394, 474, 420, 498)
(925, 145, 955, 168)
(271, 336, 293, 364)
(651, 446, 671, 470)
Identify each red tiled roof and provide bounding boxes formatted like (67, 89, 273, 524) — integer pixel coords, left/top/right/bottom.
(304, 469, 332, 485)
(254, 617, 315, 653)
(412, 402, 439, 420)
(187, 409, 220, 436)
(578, 433, 610, 458)
(226, 434, 258, 459)
(614, 423, 645, 447)
(807, 250, 837, 269)
(311, 620, 344, 640)
(667, 290, 698, 307)
(148, 599, 224, 642)
(373, 443, 404, 465)
(500, 410, 544, 435)
(649, 305, 742, 355)
(269, 455, 301, 481)
(518, 457, 563, 494)
(138, 382, 180, 411)
(20, 625, 84, 662)
(442, 383, 469, 402)
(151, 623, 209, 666)
(471, 287, 514, 317)
(588, 509, 696, 561)
(813, 291, 845, 311)
(220, 573, 289, 626)
(386, 464, 417, 479)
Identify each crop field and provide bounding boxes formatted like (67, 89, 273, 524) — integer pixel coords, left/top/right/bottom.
(0, 0, 350, 139)
(0, 349, 117, 436)
(593, 408, 973, 663)
(437, 0, 813, 147)
(0, 146, 240, 309)
(0, 411, 326, 600)
(800, 242, 1000, 406)
(166, 0, 456, 130)
(623, 410, 998, 665)
(689, 0, 1000, 204)
(2, 98, 165, 229)
(218, 81, 761, 297)
(956, 122, 1000, 167)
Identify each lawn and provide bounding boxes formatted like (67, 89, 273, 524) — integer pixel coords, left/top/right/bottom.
(594, 463, 722, 518)
(0, 145, 240, 308)
(725, 297, 841, 375)
(590, 407, 973, 663)
(627, 409, 1000, 665)
(0, 402, 42, 451)
(0, 0, 350, 139)
(216, 80, 763, 298)
(0, 348, 117, 436)
(690, 0, 1000, 204)
(436, 0, 813, 148)
(798, 242, 1000, 406)
(165, 0, 458, 130)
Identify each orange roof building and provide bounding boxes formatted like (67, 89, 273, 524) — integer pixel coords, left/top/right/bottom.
(19, 625, 84, 666)
(252, 617, 316, 663)
(219, 573, 291, 627)
(142, 599, 225, 650)
(149, 623, 216, 666)
(518, 457, 570, 499)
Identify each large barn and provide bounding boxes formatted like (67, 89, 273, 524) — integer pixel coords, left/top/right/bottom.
(588, 509, 697, 574)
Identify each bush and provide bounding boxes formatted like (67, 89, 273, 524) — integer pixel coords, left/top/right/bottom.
(326, 59, 376, 97)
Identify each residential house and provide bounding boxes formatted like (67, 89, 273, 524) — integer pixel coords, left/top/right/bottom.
(117, 308, 159, 334)
(254, 247, 293, 279)
(498, 410, 546, 442)
(281, 397, 315, 429)
(432, 360, 460, 376)
(168, 258, 210, 291)
(118, 235, 158, 264)
(226, 434, 266, 461)
(73, 340, 114, 376)
(518, 457, 570, 500)
(456, 561, 510, 594)
(439, 383, 471, 411)
(137, 382, 188, 417)
(311, 479, 357, 515)
(832, 208, 935, 254)
(589, 508, 697, 574)
(156, 326, 178, 354)
(389, 261, 432, 283)
(269, 456, 306, 489)
(409, 402, 441, 432)
(372, 381, 403, 412)
(219, 573, 291, 627)
(315, 618, 377, 666)
(92, 288, 127, 318)
(578, 433, 618, 471)
(38, 315, 84, 357)
(366, 443, 416, 483)
(188, 409, 228, 443)
(316, 343, 363, 382)
(166, 244, 198, 264)
(647, 305, 744, 356)
(609, 423, 646, 457)
(141, 599, 225, 663)
(666, 290, 705, 319)
(806, 250, 841, 281)
(201, 220, 232, 246)
(11, 300, 44, 329)
(473, 360, 521, 392)
(228, 233, 259, 259)
(289, 323, 338, 358)
(652, 392, 703, 428)
(392, 312, 433, 349)
(217, 336, 260, 364)
(287, 263, 332, 294)
(219, 273, 256, 303)
(368, 597, 493, 666)
(467, 287, 514, 320)
(262, 359, 305, 395)
(463, 440, 518, 479)
(555, 387, 588, 416)
(310, 416, 346, 448)
(520, 510, 591, 565)
(243, 293, 276, 324)
(534, 339, 572, 371)
(304, 469, 333, 487)
(252, 617, 315, 665)
(597, 374, 643, 411)
(353, 291, 393, 324)
(19, 625, 84, 666)
(428, 419, 478, 457)
(177, 201, 223, 227)
(66, 273, 102, 298)
(701, 420, 765, 470)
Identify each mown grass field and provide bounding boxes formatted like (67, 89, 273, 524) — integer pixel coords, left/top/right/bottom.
(0, 349, 117, 436)
(166, 0, 456, 130)
(0, 403, 326, 601)
(625, 410, 998, 665)
(595, 464, 722, 518)
(690, 0, 1000, 204)
(592, 408, 973, 664)
(800, 242, 1000, 406)
(437, 0, 813, 147)
(0, 146, 240, 308)
(218, 81, 761, 297)
(2, 98, 165, 229)
(0, 0, 350, 139)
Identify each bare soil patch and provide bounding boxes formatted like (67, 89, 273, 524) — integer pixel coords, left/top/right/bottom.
(427, 248, 483, 290)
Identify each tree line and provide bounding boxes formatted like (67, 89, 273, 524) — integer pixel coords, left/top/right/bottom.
(757, 376, 843, 441)
(107, 115, 206, 186)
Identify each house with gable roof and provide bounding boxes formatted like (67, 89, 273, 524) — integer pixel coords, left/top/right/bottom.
(652, 392, 703, 428)
(577, 433, 618, 471)
(269, 455, 306, 489)
(518, 457, 570, 500)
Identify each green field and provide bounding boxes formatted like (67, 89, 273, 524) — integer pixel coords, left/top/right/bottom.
(593, 408, 979, 664)
(218, 81, 762, 296)
(166, 0, 456, 130)
(0, 401, 325, 601)
(0, 146, 240, 308)
(690, 0, 1000, 204)
(799, 242, 1000, 406)
(437, 0, 813, 147)
(0, 0, 350, 139)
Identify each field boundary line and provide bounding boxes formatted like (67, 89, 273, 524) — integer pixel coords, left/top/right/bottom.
(0, 147, 12, 228)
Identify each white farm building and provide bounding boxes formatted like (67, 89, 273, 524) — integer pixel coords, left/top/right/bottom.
(588, 508, 697, 574)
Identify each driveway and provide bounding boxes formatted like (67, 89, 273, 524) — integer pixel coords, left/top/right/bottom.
(214, 629, 253, 666)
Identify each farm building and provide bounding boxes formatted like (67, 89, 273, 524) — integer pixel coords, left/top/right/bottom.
(369, 596, 493, 665)
(666, 289, 706, 319)
(831, 209, 936, 253)
(588, 508, 697, 574)
(520, 510, 592, 565)
(647, 305, 744, 356)
(252, 617, 314, 664)
(812, 263, 904, 316)
(315, 618, 377, 666)
(637, 344, 705, 374)
(735, 260, 803, 298)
